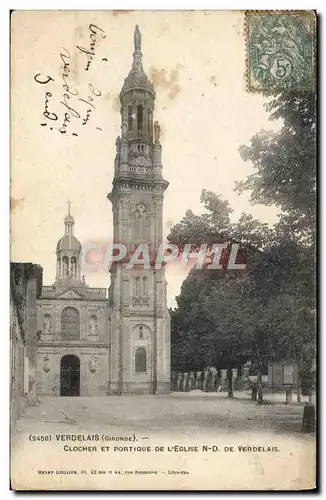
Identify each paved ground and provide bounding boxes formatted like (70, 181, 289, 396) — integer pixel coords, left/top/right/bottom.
(13, 390, 312, 438)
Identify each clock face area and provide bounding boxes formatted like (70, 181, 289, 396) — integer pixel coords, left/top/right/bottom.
(130, 154, 152, 169)
(135, 155, 145, 167)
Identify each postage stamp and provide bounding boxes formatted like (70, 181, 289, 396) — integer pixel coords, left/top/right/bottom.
(245, 11, 316, 92)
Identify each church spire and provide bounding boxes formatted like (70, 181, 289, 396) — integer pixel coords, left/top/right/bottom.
(132, 25, 143, 72)
(64, 200, 74, 236)
(120, 25, 154, 97)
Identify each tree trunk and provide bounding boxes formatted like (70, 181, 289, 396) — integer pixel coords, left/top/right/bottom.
(296, 379, 302, 403)
(295, 355, 302, 403)
(257, 371, 263, 403)
(251, 387, 257, 401)
(227, 356, 233, 398)
(255, 346, 263, 403)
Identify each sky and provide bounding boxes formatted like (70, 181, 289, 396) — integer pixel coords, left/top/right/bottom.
(11, 10, 282, 307)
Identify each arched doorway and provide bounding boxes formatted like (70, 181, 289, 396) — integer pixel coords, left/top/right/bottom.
(60, 355, 80, 397)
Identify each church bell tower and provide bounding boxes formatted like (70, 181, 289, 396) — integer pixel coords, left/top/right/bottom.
(108, 26, 171, 395)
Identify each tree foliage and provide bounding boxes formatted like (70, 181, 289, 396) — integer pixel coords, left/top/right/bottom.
(237, 91, 316, 244)
(169, 90, 316, 386)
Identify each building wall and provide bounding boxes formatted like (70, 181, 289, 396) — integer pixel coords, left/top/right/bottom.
(10, 302, 27, 424)
(36, 298, 107, 343)
(36, 347, 109, 396)
(109, 264, 170, 395)
(36, 296, 109, 396)
(10, 262, 43, 424)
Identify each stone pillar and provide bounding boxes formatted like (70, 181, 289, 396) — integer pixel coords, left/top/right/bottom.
(308, 389, 316, 405)
(171, 372, 176, 391)
(196, 371, 202, 390)
(202, 370, 208, 392)
(242, 366, 250, 378)
(190, 372, 196, 390)
(211, 368, 217, 391)
(182, 373, 188, 392)
(176, 372, 182, 392)
(302, 404, 316, 433)
(297, 386, 302, 403)
(286, 387, 293, 404)
(220, 369, 227, 384)
(232, 368, 238, 391)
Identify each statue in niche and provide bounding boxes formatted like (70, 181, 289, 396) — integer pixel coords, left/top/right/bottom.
(89, 315, 98, 335)
(43, 314, 51, 334)
(43, 355, 50, 373)
(115, 136, 121, 154)
(121, 121, 128, 138)
(89, 356, 98, 374)
(137, 203, 147, 214)
(154, 121, 161, 143)
(134, 24, 141, 51)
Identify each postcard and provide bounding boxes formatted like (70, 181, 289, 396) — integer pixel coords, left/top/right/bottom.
(10, 10, 316, 490)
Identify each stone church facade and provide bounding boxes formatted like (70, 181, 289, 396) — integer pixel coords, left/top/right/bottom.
(36, 25, 171, 396)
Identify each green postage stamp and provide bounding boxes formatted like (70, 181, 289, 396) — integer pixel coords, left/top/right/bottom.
(246, 11, 316, 92)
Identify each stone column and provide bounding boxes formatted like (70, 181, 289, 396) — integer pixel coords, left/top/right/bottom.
(220, 369, 227, 385)
(211, 368, 218, 391)
(182, 373, 188, 392)
(190, 372, 196, 391)
(297, 386, 302, 403)
(286, 387, 293, 404)
(196, 372, 201, 390)
(176, 372, 182, 392)
(202, 370, 208, 392)
(308, 389, 316, 405)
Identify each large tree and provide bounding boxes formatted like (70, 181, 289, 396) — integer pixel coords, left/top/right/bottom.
(237, 91, 316, 245)
(169, 91, 316, 398)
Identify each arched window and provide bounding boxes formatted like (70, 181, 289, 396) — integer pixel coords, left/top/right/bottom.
(142, 277, 148, 297)
(135, 347, 147, 373)
(139, 325, 143, 339)
(135, 277, 141, 297)
(132, 204, 150, 243)
(137, 105, 143, 131)
(70, 256, 77, 278)
(133, 209, 141, 240)
(128, 105, 133, 131)
(62, 255, 69, 278)
(147, 108, 151, 134)
(61, 307, 79, 340)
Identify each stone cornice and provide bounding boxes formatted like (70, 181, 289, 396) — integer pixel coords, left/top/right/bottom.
(38, 341, 109, 348)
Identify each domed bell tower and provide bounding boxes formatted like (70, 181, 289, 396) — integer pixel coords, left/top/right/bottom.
(108, 26, 171, 395)
(55, 203, 82, 285)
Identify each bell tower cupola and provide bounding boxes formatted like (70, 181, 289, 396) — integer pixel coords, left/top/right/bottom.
(55, 202, 82, 282)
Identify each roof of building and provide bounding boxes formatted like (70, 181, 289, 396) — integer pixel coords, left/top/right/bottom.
(120, 25, 155, 96)
(56, 234, 81, 253)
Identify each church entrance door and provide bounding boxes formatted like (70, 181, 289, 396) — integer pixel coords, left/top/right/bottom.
(60, 355, 80, 396)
